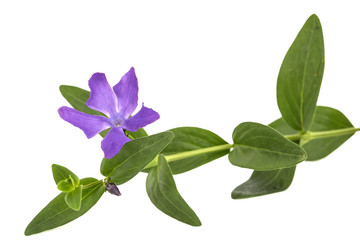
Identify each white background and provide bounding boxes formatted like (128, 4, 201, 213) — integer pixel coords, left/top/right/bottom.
(1, 1, 360, 239)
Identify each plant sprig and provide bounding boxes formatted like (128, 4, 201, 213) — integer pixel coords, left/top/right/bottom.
(25, 14, 359, 236)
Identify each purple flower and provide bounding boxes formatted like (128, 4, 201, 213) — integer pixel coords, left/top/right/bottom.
(58, 67, 160, 159)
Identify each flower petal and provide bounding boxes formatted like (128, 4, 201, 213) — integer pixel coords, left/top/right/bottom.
(86, 73, 118, 117)
(122, 103, 160, 132)
(101, 127, 131, 159)
(113, 67, 138, 118)
(58, 106, 111, 138)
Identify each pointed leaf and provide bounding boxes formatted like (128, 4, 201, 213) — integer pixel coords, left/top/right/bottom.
(270, 106, 354, 161)
(232, 166, 296, 199)
(101, 131, 174, 185)
(25, 178, 104, 236)
(146, 155, 201, 226)
(145, 127, 229, 174)
(52, 164, 80, 187)
(65, 185, 83, 211)
(229, 122, 307, 170)
(277, 14, 325, 131)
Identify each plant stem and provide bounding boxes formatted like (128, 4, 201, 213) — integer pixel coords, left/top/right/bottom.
(285, 127, 360, 142)
(82, 179, 104, 189)
(143, 144, 234, 169)
(143, 127, 360, 169)
(306, 127, 360, 140)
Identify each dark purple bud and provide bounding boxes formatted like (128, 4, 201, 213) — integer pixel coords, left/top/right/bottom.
(105, 182, 121, 196)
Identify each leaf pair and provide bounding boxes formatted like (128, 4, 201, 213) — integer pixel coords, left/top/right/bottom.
(25, 178, 105, 236)
(52, 164, 83, 211)
(231, 15, 354, 199)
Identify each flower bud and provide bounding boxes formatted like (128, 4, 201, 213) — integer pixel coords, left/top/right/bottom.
(105, 182, 121, 196)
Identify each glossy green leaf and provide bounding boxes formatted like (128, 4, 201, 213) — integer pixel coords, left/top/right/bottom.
(59, 85, 103, 116)
(25, 178, 104, 236)
(146, 155, 201, 226)
(153, 127, 229, 174)
(229, 122, 307, 170)
(101, 131, 174, 185)
(65, 185, 83, 211)
(232, 166, 296, 199)
(277, 14, 325, 131)
(52, 164, 80, 187)
(270, 106, 354, 161)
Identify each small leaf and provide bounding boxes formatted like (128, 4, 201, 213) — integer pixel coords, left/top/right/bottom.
(101, 131, 174, 185)
(65, 185, 83, 211)
(270, 106, 354, 161)
(277, 14, 325, 131)
(52, 164, 80, 187)
(59, 85, 103, 116)
(232, 167, 296, 199)
(229, 122, 307, 170)
(25, 178, 104, 236)
(146, 155, 201, 226)
(57, 179, 74, 192)
(151, 127, 229, 174)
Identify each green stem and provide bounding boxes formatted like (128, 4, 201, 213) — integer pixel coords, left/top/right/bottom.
(143, 127, 360, 170)
(82, 179, 104, 190)
(306, 127, 360, 140)
(285, 127, 360, 142)
(144, 144, 234, 169)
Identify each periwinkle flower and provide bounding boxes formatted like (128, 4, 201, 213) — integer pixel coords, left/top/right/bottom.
(58, 67, 160, 159)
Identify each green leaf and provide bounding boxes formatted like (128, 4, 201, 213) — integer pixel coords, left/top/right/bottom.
(59, 85, 104, 116)
(101, 131, 174, 185)
(65, 185, 83, 211)
(270, 106, 354, 161)
(152, 127, 229, 174)
(24, 178, 104, 236)
(52, 164, 80, 187)
(146, 155, 201, 226)
(231, 121, 299, 199)
(229, 122, 307, 170)
(57, 179, 75, 192)
(231, 166, 296, 199)
(277, 14, 325, 131)
(126, 127, 148, 139)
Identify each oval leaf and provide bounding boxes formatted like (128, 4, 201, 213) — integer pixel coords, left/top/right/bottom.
(270, 106, 354, 161)
(151, 127, 229, 174)
(231, 121, 299, 199)
(101, 131, 174, 185)
(146, 155, 201, 226)
(229, 122, 307, 170)
(277, 14, 325, 131)
(25, 178, 104, 236)
(232, 167, 296, 199)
